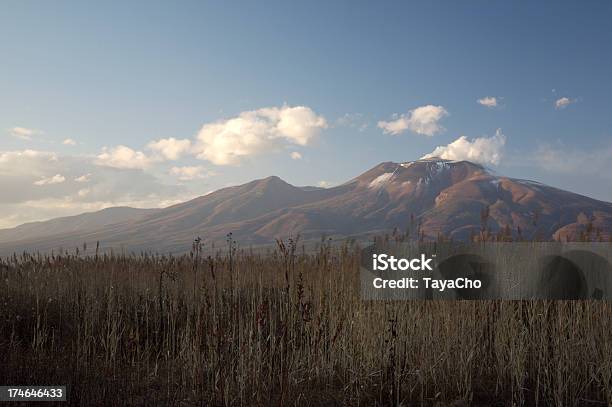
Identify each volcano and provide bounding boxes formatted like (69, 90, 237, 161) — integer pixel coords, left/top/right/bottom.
(1, 158, 610, 254)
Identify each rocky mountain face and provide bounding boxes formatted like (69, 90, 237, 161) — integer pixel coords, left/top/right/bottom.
(0, 158, 610, 254)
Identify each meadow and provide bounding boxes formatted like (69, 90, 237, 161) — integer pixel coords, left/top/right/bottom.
(0, 238, 610, 406)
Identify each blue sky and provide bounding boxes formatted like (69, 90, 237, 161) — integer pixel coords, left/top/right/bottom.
(1, 1, 611, 227)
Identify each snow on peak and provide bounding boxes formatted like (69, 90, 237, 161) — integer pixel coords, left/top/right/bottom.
(399, 157, 459, 167)
(369, 172, 394, 189)
(429, 160, 452, 173)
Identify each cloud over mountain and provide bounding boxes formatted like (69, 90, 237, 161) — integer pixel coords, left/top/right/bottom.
(170, 166, 212, 181)
(96, 138, 192, 170)
(0, 149, 185, 228)
(193, 105, 327, 165)
(378, 105, 448, 136)
(534, 144, 612, 177)
(422, 129, 506, 165)
(147, 138, 192, 160)
(96, 145, 153, 170)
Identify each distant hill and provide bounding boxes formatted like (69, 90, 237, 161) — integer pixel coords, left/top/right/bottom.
(0, 158, 610, 255)
(0, 207, 158, 244)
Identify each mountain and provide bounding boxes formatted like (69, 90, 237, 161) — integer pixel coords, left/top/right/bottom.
(0, 158, 610, 255)
(0, 207, 158, 244)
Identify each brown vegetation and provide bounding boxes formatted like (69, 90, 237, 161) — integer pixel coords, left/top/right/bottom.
(0, 239, 610, 406)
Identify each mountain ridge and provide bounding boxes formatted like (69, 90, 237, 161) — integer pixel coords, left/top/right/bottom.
(1, 159, 610, 254)
(0, 206, 159, 244)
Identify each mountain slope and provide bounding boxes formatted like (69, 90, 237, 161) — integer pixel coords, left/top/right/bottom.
(0, 159, 610, 255)
(0, 207, 159, 244)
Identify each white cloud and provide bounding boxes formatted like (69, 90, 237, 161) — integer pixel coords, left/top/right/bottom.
(95, 145, 153, 170)
(169, 166, 212, 181)
(95, 138, 190, 171)
(95, 106, 325, 168)
(8, 127, 42, 140)
(77, 188, 91, 197)
(477, 96, 498, 108)
(147, 137, 192, 160)
(533, 144, 612, 177)
(0, 150, 75, 204)
(34, 174, 66, 186)
(74, 174, 91, 183)
(63, 138, 77, 146)
(378, 105, 448, 136)
(422, 128, 506, 165)
(193, 105, 327, 165)
(0, 149, 188, 228)
(317, 180, 332, 188)
(555, 97, 575, 109)
(290, 151, 302, 160)
(0, 150, 57, 164)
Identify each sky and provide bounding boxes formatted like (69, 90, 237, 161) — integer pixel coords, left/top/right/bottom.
(1, 1, 611, 228)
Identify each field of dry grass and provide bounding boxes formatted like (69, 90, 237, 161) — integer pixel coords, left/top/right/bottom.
(0, 239, 611, 406)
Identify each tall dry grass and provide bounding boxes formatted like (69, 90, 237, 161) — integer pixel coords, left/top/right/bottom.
(0, 240, 610, 406)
